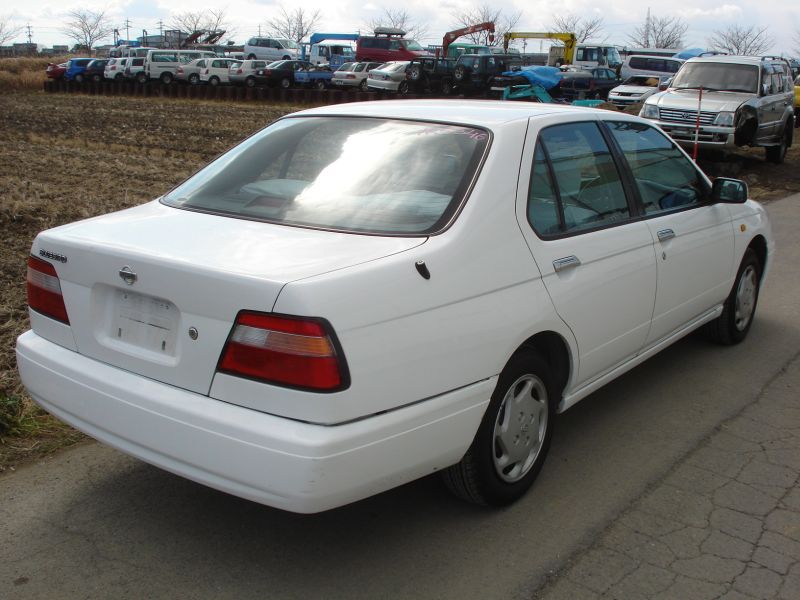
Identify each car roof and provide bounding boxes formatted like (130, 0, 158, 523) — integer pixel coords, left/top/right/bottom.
(685, 55, 783, 66)
(291, 99, 626, 128)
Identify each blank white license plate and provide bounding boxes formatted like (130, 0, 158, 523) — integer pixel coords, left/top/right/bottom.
(112, 290, 178, 355)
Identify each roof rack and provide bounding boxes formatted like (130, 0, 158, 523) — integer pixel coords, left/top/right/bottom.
(373, 27, 406, 37)
(760, 55, 787, 62)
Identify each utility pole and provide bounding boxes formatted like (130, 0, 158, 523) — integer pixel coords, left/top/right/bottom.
(26, 23, 32, 45)
(157, 20, 164, 47)
(644, 7, 651, 48)
(258, 25, 261, 37)
(125, 19, 131, 42)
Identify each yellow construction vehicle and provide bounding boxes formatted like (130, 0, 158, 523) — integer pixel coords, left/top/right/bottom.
(503, 32, 577, 65)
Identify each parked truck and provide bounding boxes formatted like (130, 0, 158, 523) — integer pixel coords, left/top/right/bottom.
(302, 33, 358, 69)
(503, 32, 622, 69)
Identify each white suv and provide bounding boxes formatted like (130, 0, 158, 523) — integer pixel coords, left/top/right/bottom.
(243, 37, 299, 61)
(640, 55, 795, 163)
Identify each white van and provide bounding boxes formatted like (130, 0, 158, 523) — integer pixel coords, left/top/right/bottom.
(143, 49, 218, 84)
(620, 55, 684, 80)
(243, 37, 299, 61)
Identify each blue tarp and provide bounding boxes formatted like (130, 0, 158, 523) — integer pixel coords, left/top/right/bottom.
(673, 48, 706, 60)
(499, 65, 562, 90)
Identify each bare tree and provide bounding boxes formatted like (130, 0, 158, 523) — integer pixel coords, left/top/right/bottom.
(708, 24, 772, 56)
(0, 14, 24, 46)
(548, 12, 605, 43)
(627, 13, 688, 49)
(364, 8, 429, 43)
(449, 4, 523, 46)
(61, 9, 113, 54)
(265, 6, 322, 45)
(169, 11, 207, 34)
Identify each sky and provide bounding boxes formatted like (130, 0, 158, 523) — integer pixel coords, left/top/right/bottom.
(4, 0, 800, 56)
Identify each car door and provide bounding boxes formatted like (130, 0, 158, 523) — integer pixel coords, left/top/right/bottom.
(604, 119, 734, 347)
(516, 117, 657, 386)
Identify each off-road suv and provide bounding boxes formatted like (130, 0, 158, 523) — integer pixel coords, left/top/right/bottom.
(639, 55, 795, 163)
(451, 53, 522, 95)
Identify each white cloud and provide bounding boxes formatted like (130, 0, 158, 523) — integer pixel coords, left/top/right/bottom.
(677, 5, 742, 20)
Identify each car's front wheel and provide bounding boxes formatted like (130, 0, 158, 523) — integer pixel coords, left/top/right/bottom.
(280, 77, 291, 89)
(442, 349, 556, 506)
(398, 80, 409, 95)
(188, 73, 199, 85)
(245, 76, 256, 88)
(706, 248, 762, 345)
(359, 79, 368, 91)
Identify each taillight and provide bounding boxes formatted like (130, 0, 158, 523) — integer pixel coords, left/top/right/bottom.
(237, 68, 243, 74)
(345, 74, 356, 79)
(27, 256, 69, 324)
(218, 312, 348, 392)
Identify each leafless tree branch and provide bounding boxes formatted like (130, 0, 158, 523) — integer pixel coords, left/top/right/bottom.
(449, 4, 522, 46)
(707, 24, 771, 55)
(265, 6, 322, 45)
(627, 13, 688, 49)
(364, 8, 429, 42)
(0, 15, 24, 46)
(548, 13, 605, 43)
(61, 9, 113, 54)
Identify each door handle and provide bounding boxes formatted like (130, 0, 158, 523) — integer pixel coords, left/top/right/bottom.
(657, 229, 675, 242)
(553, 255, 581, 272)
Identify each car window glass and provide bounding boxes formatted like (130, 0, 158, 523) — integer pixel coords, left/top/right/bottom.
(527, 141, 561, 235)
(538, 122, 629, 233)
(607, 121, 708, 215)
(163, 118, 489, 235)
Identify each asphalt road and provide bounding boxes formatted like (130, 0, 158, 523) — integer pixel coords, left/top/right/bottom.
(2, 194, 799, 600)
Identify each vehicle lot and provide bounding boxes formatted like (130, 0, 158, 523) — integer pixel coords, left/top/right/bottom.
(1, 192, 798, 598)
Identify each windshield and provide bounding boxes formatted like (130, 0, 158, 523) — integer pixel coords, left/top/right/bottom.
(279, 39, 299, 49)
(162, 117, 489, 235)
(403, 40, 424, 51)
(606, 47, 622, 67)
(672, 62, 759, 93)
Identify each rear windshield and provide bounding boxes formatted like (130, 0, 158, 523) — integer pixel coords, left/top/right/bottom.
(162, 117, 489, 235)
(672, 62, 759, 93)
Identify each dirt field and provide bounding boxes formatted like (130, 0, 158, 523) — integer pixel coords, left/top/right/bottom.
(0, 90, 798, 470)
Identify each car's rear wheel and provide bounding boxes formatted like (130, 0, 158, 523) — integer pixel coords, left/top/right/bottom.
(705, 248, 761, 345)
(408, 64, 422, 81)
(188, 73, 199, 85)
(136, 72, 148, 84)
(766, 125, 790, 164)
(209, 76, 220, 87)
(245, 76, 256, 88)
(315, 80, 326, 90)
(160, 72, 173, 85)
(440, 78, 453, 96)
(280, 77, 291, 89)
(91, 74, 101, 83)
(114, 73, 124, 81)
(74, 73, 84, 83)
(453, 65, 467, 82)
(359, 79, 368, 91)
(398, 80, 409, 95)
(442, 349, 556, 506)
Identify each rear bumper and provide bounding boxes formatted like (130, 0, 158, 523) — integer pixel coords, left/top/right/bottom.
(16, 330, 491, 513)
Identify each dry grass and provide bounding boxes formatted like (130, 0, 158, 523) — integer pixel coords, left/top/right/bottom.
(0, 91, 299, 471)
(0, 56, 67, 92)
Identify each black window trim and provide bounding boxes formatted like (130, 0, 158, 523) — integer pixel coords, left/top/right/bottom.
(525, 119, 639, 241)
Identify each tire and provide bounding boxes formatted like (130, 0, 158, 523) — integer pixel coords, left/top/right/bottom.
(280, 77, 291, 89)
(705, 248, 761, 345)
(440, 78, 453, 96)
(315, 80, 326, 90)
(136, 72, 148, 84)
(397, 80, 409, 95)
(114, 73, 124, 81)
(74, 73, 84, 83)
(188, 73, 199, 85)
(160, 72, 173, 85)
(453, 65, 466, 82)
(765, 126, 789, 164)
(209, 76, 220, 87)
(245, 76, 256, 88)
(442, 350, 557, 506)
(408, 64, 422, 81)
(91, 74, 101, 83)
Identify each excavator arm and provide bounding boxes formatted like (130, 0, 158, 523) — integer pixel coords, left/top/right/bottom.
(502, 32, 577, 64)
(441, 21, 496, 58)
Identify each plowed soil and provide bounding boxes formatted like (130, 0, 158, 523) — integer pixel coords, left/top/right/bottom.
(0, 91, 797, 470)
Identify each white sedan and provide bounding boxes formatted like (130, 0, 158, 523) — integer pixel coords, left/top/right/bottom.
(366, 61, 410, 93)
(17, 101, 772, 513)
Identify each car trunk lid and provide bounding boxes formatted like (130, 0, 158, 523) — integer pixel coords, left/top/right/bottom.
(31, 201, 425, 395)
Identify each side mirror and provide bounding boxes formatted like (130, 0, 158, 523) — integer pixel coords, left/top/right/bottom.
(761, 83, 770, 96)
(712, 177, 748, 204)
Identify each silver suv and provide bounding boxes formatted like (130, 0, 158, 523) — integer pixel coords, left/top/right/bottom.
(640, 55, 795, 163)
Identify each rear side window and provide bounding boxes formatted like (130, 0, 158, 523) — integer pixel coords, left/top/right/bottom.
(162, 117, 490, 235)
(528, 122, 629, 236)
(629, 57, 647, 70)
(606, 121, 708, 215)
